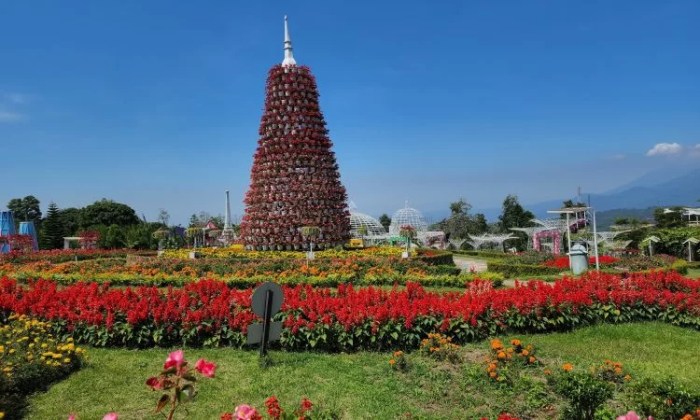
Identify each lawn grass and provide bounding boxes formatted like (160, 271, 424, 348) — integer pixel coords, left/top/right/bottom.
(25, 322, 700, 419)
(688, 268, 700, 279)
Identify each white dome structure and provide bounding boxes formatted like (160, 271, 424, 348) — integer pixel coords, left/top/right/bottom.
(350, 212, 387, 237)
(389, 206, 428, 234)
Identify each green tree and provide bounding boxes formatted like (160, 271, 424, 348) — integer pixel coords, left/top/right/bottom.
(57, 207, 82, 236)
(378, 214, 391, 231)
(104, 224, 126, 249)
(472, 213, 489, 234)
(498, 194, 535, 250)
(80, 199, 139, 228)
(7, 195, 42, 228)
(653, 207, 685, 228)
(40, 202, 64, 250)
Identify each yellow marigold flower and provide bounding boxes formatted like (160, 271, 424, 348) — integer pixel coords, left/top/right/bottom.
(562, 363, 574, 372)
(624, 375, 632, 382)
(63, 358, 71, 364)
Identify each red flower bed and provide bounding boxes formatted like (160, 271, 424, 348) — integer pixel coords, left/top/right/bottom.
(543, 255, 619, 268)
(0, 271, 699, 350)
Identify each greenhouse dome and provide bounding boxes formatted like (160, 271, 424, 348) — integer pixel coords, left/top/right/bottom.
(350, 212, 387, 237)
(389, 206, 428, 234)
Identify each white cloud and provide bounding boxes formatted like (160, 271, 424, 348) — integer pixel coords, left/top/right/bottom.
(0, 111, 25, 123)
(4, 93, 31, 104)
(646, 142, 683, 157)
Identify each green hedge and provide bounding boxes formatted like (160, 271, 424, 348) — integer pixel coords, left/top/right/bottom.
(486, 260, 565, 278)
(415, 250, 455, 266)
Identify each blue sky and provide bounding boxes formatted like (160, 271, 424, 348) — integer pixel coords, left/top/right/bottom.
(1, 0, 699, 225)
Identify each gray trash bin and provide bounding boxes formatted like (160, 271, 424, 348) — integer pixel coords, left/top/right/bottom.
(568, 243, 589, 275)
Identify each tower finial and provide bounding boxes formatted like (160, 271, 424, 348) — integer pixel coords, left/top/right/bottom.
(282, 15, 297, 66)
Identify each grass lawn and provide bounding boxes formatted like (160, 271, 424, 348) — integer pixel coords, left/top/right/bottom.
(688, 268, 700, 279)
(24, 322, 700, 419)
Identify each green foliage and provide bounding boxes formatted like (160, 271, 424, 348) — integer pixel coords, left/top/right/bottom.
(39, 202, 63, 250)
(414, 249, 455, 266)
(626, 377, 700, 420)
(80, 198, 139, 228)
(104, 224, 127, 249)
(378, 214, 391, 231)
(6, 195, 42, 226)
(432, 198, 489, 240)
(654, 207, 685, 229)
(498, 195, 535, 250)
(486, 260, 564, 277)
(550, 371, 614, 420)
(56, 207, 82, 237)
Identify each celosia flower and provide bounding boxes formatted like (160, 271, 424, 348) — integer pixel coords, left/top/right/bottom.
(299, 397, 313, 413)
(145, 376, 163, 390)
(265, 396, 283, 419)
(194, 358, 217, 378)
(234, 404, 261, 420)
(164, 350, 185, 370)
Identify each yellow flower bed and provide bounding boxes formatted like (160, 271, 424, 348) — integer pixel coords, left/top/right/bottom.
(1, 314, 86, 415)
(162, 246, 406, 260)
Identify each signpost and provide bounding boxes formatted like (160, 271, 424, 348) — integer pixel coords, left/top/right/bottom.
(247, 282, 284, 357)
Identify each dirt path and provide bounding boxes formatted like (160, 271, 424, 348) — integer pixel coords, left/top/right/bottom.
(452, 254, 488, 273)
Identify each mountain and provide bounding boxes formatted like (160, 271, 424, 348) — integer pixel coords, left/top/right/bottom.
(525, 168, 700, 218)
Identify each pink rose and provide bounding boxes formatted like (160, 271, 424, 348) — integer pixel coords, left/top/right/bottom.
(194, 358, 217, 378)
(103, 413, 119, 420)
(164, 350, 185, 370)
(234, 404, 260, 420)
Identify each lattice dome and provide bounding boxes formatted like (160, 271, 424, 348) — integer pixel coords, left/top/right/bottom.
(389, 206, 428, 234)
(349, 212, 387, 237)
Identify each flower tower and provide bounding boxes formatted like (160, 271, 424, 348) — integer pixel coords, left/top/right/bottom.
(240, 16, 350, 250)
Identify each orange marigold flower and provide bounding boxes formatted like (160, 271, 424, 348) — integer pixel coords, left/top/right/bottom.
(511, 339, 521, 347)
(543, 369, 552, 376)
(497, 351, 506, 360)
(562, 363, 574, 372)
(521, 349, 529, 357)
(679, 415, 692, 420)
(623, 375, 632, 382)
(389, 359, 396, 365)
(489, 371, 497, 378)
(529, 356, 536, 364)
(490, 339, 503, 351)
(614, 367, 623, 375)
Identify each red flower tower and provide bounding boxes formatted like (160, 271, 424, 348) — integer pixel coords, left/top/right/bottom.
(240, 16, 351, 251)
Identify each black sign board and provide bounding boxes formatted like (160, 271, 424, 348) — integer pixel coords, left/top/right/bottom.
(247, 282, 284, 357)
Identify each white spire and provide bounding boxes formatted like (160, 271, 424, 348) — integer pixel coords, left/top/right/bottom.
(224, 190, 232, 229)
(282, 15, 296, 66)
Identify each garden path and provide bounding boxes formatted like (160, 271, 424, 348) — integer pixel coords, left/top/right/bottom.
(452, 254, 488, 273)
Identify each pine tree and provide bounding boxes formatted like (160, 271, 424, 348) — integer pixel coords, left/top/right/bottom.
(40, 202, 64, 249)
(240, 22, 350, 250)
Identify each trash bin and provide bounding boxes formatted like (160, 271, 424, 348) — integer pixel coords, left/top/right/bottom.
(568, 242, 589, 275)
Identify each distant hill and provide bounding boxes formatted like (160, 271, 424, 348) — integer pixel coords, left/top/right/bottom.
(526, 168, 700, 218)
(594, 208, 656, 230)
